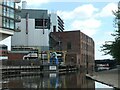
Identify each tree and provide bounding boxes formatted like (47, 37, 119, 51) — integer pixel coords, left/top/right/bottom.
(101, 1, 120, 65)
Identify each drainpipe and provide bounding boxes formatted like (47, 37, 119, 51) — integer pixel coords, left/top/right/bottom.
(26, 13, 29, 46)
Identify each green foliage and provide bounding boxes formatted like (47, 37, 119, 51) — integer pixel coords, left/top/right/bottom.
(101, 3, 120, 64)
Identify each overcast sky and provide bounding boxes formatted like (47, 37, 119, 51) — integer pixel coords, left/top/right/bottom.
(0, 0, 119, 59)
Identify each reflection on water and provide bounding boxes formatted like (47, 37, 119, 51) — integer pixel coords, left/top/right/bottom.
(95, 81, 113, 89)
(2, 71, 95, 89)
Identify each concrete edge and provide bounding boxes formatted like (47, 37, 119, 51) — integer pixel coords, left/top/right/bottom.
(86, 74, 118, 89)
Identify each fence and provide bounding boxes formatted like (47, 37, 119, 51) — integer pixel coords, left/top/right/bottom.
(2, 59, 41, 66)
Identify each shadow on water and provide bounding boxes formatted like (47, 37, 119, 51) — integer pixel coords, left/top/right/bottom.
(1, 71, 115, 89)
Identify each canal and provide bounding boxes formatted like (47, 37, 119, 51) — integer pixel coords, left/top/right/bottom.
(2, 71, 114, 89)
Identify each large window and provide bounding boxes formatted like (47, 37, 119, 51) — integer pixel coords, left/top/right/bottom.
(9, 9, 14, 18)
(3, 18, 14, 29)
(10, 20, 14, 29)
(53, 25, 56, 32)
(35, 19, 48, 29)
(9, 0, 14, 8)
(2, 0, 14, 18)
(3, 7, 14, 18)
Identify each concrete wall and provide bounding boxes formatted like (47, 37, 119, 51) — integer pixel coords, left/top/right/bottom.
(12, 19, 50, 51)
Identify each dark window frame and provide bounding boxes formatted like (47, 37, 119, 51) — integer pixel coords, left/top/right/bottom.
(35, 19, 48, 29)
(67, 42, 71, 50)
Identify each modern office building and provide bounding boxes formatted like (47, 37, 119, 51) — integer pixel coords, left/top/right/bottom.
(49, 30, 95, 75)
(50, 13, 64, 32)
(11, 9, 64, 51)
(0, 0, 21, 41)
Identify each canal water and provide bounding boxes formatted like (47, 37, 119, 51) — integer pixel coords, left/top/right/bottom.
(2, 71, 114, 89)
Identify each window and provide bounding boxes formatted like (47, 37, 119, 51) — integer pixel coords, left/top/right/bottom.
(53, 26, 56, 32)
(10, 20, 14, 29)
(67, 42, 71, 50)
(9, 0, 14, 8)
(2, 18, 14, 30)
(3, 18, 7, 27)
(3, 0, 7, 5)
(9, 9, 14, 18)
(35, 19, 48, 29)
(6, 19, 9, 28)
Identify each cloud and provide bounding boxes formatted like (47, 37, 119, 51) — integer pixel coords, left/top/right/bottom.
(71, 18, 101, 29)
(57, 4, 100, 36)
(71, 18, 101, 36)
(57, 4, 98, 20)
(95, 3, 117, 17)
(22, 0, 50, 8)
(104, 31, 113, 36)
(57, 3, 118, 37)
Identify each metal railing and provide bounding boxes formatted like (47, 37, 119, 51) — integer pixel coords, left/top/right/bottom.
(2, 59, 42, 66)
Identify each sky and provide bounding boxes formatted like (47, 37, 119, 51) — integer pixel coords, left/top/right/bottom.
(0, 0, 119, 60)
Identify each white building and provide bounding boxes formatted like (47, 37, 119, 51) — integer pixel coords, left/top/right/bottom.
(11, 9, 64, 51)
(50, 13, 64, 32)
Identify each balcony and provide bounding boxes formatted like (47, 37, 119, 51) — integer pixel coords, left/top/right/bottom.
(15, 15, 21, 22)
(15, 26, 21, 32)
(15, 6, 21, 12)
(14, 0, 21, 3)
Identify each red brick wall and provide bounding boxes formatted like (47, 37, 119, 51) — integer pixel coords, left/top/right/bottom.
(50, 31, 81, 66)
(8, 53, 25, 60)
(52, 31, 81, 53)
(50, 30, 95, 73)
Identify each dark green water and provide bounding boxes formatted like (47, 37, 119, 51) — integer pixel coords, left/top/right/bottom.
(2, 71, 114, 89)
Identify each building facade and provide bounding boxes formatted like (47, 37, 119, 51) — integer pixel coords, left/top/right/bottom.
(11, 9, 64, 51)
(0, 0, 21, 41)
(49, 30, 94, 74)
(50, 13, 64, 32)
(11, 9, 50, 51)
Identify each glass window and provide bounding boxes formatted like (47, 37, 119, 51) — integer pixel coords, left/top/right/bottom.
(3, 18, 6, 27)
(35, 19, 48, 29)
(9, 0, 14, 8)
(9, 9, 14, 18)
(3, 0, 7, 5)
(7, 1, 10, 6)
(7, 8, 10, 17)
(10, 20, 14, 29)
(6, 19, 9, 28)
(53, 26, 56, 32)
(3, 7, 6, 16)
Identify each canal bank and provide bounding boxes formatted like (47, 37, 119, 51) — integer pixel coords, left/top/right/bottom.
(86, 68, 120, 89)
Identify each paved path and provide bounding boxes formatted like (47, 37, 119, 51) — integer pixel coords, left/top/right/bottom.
(86, 68, 120, 88)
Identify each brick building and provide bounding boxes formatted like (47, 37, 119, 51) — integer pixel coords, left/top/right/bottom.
(49, 30, 94, 74)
